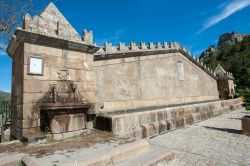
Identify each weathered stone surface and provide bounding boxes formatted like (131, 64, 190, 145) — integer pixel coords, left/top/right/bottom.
(82, 29, 93, 44)
(80, 92, 95, 102)
(8, 13, 98, 141)
(24, 43, 63, 58)
(83, 82, 95, 92)
(0, 113, 3, 134)
(94, 51, 219, 112)
(7, 2, 237, 143)
(24, 2, 82, 42)
(215, 64, 236, 99)
(49, 113, 86, 134)
(84, 71, 95, 81)
(96, 99, 242, 138)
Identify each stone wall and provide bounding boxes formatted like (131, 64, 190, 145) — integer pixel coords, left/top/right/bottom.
(7, 2, 226, 141)
(7, 3, 99, 140)
(96, 98, 243, 138)
(20, 43, 94, 139)
(10, 41, 96, 140)
(11, 43, 24, 138)
(94, 51, 219, 112)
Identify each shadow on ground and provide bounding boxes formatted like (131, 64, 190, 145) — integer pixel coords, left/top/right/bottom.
(0, 129, 136, 157)
(203, 126, 242, 134)
(241, 111, 250, 114)
(227, 118, 241, 120)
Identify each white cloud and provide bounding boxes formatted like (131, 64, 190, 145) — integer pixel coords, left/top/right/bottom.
(197, 0, 250, 34)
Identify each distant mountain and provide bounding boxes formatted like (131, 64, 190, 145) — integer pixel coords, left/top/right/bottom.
(0, 91, 11, 101)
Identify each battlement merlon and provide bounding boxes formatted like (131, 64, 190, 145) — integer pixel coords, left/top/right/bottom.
(94, 41, 218, 80)
(7, 2, 216, 80)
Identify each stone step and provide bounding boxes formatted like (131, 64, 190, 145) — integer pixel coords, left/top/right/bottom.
(114, 145, 174, 166)
(22, 139, 150, 166)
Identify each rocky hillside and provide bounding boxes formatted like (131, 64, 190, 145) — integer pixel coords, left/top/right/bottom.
(200, 34, 250, 109)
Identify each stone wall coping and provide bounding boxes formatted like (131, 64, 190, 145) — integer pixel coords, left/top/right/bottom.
(7, 28, 100, 57)
(94, 42, 217, 80)
(98, 98, 242, 118)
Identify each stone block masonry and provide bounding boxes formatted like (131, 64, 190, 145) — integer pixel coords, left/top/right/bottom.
(6, 2, 239, 142)
(94, 45, 219, 113)
(95, 98, 243, 138)
(7, 3, 99, 141)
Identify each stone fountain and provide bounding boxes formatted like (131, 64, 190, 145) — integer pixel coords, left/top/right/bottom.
(40, 74, 92, 139)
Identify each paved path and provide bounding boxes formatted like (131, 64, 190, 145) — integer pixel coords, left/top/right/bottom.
(0, 108, 249, 166)
(149, 108, 250, 166)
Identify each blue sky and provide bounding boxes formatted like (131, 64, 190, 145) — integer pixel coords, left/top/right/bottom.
(1, 0, 250, 92)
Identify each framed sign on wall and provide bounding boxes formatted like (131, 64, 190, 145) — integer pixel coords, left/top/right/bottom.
(177, 61, 185, 80)
(28, 55, 44, 75)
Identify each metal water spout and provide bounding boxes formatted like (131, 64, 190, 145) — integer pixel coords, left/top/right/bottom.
(49, 83, 57, 103)
(70, 81, 77, 92)
(70, 81, 78, 103)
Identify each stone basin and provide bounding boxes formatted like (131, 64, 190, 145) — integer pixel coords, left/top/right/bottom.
(40, 103, 91, 111)
(40, 103, 92, 135)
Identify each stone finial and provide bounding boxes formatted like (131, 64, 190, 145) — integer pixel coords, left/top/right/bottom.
(139, 42, 148, 50)
(163, 41, 169, 48)
(23, 13, 31, 29)
(82, 29, 93, 44)
(169, 42, 174, 48)
(118, 42, 128, 51)
(130, 41, 139, 50)
(148, 42, 155, 49)
(200, 61, 203, 65)
(156, 42, 162, 49)
(173, 42, 180, 48)
(96, 47, 105, 54)
(182, 46, 187, 52)
(104, 42, 117, 53)
(33, 15, 39, 24)
(192, 54, 195, 59)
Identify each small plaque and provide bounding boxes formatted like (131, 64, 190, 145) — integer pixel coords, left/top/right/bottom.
(28, 56, 43, 75)
(177, 61, 185, 80)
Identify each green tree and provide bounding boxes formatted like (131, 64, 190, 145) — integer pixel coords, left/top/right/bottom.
(200, 36, 250, 109)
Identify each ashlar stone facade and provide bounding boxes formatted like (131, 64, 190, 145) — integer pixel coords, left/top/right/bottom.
(214, 64, 236, 99)
(7, 3, 98, 140)
(7, 3, 236, 141)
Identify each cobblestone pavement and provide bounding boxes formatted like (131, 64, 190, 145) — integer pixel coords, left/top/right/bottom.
(149, 108, 250, 166)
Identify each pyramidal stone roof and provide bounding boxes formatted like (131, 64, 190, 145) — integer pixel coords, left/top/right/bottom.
(23, 2, 93, 44)
(214, 64, 226, 74)
(214, 64, 234, 79)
